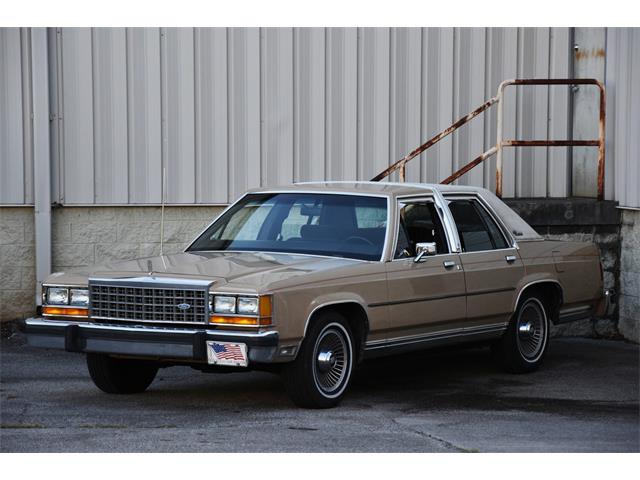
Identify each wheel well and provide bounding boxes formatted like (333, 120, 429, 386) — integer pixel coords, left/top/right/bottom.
(518, 282, 563, 324)
(308, 303, 369, 362)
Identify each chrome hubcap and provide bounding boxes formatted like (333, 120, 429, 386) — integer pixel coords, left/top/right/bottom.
(317, 350, 337, 373)
(516, 300, 546, 361)
(313, 327, 349, 395)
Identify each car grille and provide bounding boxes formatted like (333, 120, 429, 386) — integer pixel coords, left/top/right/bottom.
(89, 281, 209, 324)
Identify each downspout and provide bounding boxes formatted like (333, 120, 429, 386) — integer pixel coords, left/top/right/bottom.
(31, 28, 51, 306)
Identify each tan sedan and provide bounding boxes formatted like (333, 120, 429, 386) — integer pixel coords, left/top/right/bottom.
(24, 182, 611, 408)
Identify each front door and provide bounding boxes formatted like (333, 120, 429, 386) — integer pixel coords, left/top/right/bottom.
(383, 197, 467, 342)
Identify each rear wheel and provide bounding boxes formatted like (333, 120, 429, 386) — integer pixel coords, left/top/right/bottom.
(493, 293, 549, 373)
(282, 311, 354, 408)
(86, 353, 158, 394)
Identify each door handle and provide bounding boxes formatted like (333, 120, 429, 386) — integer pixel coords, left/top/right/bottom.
(443, 260, 456, 269)
(505, 255, 517, 263)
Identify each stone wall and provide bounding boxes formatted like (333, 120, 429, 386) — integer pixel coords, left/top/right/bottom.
(0, 208, 36, 325)
(505, 198, 624, 340)
(619, 209, 640, 343)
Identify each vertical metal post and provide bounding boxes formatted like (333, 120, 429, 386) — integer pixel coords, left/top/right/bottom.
(399, 162, 406, 182)
(597, 81, 606, 201)
(31, 28, 51, 305)
(495, 81, 507, 197)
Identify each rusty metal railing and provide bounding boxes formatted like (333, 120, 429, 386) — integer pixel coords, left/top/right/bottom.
(371, 78, 606, 201)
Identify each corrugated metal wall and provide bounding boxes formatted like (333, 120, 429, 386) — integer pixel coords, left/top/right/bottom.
(1, 27, 637, 206)
(606, 28, 640, 209)
(0, 28, 33, 205)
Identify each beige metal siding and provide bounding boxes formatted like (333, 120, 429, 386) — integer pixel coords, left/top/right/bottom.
(0, 28, 31, 204)
(606, 28, 640, 208)
(1, 27, 637, 206)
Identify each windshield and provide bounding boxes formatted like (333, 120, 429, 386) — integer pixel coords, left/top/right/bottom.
(188, 193, 388, 261)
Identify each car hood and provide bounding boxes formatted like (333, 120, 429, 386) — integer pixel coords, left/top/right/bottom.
(45, 251, 363, 292)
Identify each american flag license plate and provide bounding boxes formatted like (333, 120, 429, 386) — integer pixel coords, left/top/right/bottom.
(206, 341, 248, 367)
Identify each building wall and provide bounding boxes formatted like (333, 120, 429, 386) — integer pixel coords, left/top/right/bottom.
(0, 27, 638, 342)
(1, 27, 582, 206)
(0, 208, 35, 328)
(619, 210, 640, 343)
(0, 205, 224, 325)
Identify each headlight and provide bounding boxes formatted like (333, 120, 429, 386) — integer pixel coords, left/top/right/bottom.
(214, 296, 236, 314)
(237, 296, 259, 315)
(69, 288, 89, 307)
(42, 285, 89, 318)
(47, 287, 69, 305)
(209, 294, 272, 327)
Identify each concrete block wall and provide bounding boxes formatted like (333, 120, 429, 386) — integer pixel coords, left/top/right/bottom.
(51, 206, 224, 273)
(619, 210, 640, 343)
(0, 208, 36, 326)
(0, 205, 224, 325)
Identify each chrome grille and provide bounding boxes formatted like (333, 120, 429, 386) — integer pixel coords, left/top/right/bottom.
(89, 280, 209, 324)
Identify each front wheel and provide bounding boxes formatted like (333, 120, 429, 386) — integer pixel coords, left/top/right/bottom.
(86, 353, 158, 394)
(493, 294, 549, 373)
(282, 312, 354, 408)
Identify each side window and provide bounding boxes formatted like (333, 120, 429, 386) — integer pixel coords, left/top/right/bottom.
(447, 199, 508, 252)
(394, 201, 450, 259)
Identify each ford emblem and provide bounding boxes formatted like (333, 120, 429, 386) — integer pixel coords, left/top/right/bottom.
(177, 303, 191, 311)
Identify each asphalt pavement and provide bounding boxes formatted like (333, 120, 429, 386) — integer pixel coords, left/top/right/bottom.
(1, 335, 638, 452)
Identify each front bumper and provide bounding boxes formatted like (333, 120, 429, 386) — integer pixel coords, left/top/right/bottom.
(23, 318, 279, 364)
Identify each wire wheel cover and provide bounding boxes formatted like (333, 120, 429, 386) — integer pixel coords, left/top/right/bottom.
(313, 326, 349, 395)
(516, 299, 546, 361)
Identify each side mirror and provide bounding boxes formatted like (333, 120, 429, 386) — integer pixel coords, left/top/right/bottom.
(414, 242, 437, 263)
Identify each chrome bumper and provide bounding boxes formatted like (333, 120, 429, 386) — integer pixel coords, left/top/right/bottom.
(22, 318, 279, 364)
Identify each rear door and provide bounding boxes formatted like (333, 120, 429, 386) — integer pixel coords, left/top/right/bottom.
(444, 195, 524, 329)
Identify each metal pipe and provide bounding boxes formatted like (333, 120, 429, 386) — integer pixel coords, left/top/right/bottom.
(371, 77, 606, 201)
(441, 147, 498, 185)
(502, 140, 600, 147)
(597, 80, 606, 201)
(371, 96, 499, 182)
(31, 28, 52, 306)
(495, 81, 507, 197)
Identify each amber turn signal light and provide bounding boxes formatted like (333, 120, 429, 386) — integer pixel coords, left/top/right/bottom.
(209, 315, 272, 327)
(42, 306, 89, 317)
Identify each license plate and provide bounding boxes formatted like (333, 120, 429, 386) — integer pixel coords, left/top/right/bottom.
(206, 341, 248, 367)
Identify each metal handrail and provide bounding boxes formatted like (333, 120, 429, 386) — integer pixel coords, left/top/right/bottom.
(372, 78, 606, 201)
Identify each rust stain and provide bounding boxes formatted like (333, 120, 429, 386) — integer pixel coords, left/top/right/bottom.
(575, 47, 606, 61)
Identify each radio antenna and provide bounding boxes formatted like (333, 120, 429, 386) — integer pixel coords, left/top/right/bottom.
(160, 166, 166, 256)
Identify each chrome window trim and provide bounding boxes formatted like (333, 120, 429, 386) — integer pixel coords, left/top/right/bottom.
(392, 193, 461, 260)
(185, 250, 371, 263)
(442, 193, 518, 251)
(185, 190, 392, 263)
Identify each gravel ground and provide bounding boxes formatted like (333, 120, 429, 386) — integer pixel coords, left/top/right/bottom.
(1, 335, 638, 452)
